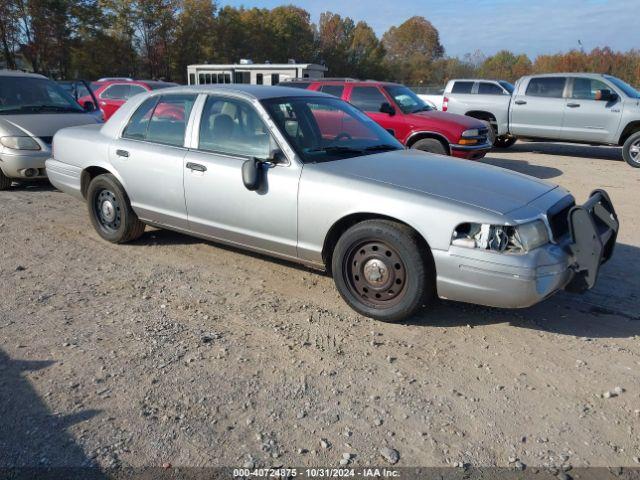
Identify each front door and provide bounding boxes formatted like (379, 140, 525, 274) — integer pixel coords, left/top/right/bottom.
(183, 95, 300, 258)
(510, 76, 568, 139)
(347, 85, 408, 141)
(108, 93, 198, 229)
(562, 77, 623, 143)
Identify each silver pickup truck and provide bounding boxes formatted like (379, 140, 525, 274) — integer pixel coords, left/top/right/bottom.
(443, 74, 640, 167)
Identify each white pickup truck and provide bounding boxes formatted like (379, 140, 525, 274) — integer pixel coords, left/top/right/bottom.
(442, 74, 640, 167)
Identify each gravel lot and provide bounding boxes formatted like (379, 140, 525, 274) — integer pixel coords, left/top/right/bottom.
(1, 141, 639, 470)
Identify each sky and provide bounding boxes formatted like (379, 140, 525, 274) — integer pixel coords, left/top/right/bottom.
(220, 0, 640, 59)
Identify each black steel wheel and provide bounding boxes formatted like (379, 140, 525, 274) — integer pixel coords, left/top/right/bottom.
(86, 173, 145, 243)
(331, 219, 435, 322)
(0, 169, 11, 190)
(343, 240, 407, 308)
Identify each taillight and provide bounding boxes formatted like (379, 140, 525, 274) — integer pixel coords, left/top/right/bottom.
(442, 96, 448, 111)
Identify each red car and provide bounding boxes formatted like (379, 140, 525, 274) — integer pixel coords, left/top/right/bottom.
(78, 80, 178, 120)
(295, 79, 491, 159)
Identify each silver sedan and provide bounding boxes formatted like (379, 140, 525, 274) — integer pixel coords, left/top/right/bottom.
(46, 85, 618, 322)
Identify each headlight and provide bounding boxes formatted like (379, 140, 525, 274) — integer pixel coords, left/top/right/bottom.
(451, 220, 549, 254)
(461, 129, 479, 137)
(0, 136, 41, 151)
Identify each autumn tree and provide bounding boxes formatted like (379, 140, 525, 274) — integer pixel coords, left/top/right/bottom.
(172, 0, 216, 82)
(479, 50, 532, 82)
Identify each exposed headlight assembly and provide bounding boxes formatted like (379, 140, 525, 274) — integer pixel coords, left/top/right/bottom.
(0, 136, 41, 151)
(451, 220, 549, 254)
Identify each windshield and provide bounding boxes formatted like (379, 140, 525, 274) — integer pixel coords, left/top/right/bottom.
(383, 85, 432, 114)
(498, 81, 515, 94)
(0, 76, 85, 114)
(262, 96, 404, 163)
(603, 75, 640, 98)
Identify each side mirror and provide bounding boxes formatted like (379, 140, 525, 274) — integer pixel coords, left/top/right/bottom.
(597, 89, 618, 102)
(379, 102, 396, 116)
(83, 101, 96, 112)
(242, 158, 261, 191)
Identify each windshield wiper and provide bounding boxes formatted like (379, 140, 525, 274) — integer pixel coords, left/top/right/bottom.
(4, 104, 82, 113)
(363, 144, 400, 152)
(410, 106, 432, 113)
(307, 145, 363, 154)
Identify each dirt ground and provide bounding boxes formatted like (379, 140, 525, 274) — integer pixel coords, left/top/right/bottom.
(1, 141, 639, 471)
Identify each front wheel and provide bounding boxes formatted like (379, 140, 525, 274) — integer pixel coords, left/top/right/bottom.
(622, 131, 640, 168)
(411, 138, 448, 155)
(87, 173, 145, 243)
(331, 220, 435, 322)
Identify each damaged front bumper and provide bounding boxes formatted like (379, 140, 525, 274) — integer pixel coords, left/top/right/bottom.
(563, 189, 619, 293)
(434, 189, 618, 308)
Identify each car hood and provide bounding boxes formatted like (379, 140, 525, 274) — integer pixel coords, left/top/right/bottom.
(409, 110, 484, 129)
(0, 113, 100, 138)
(311, 149, 557, 215)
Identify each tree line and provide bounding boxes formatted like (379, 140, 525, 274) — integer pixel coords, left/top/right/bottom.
(1, 0, 639, 87)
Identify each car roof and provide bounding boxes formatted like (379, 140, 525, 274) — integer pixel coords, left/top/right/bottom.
(449, 78, 507, 83)
(145, 84, 330, 100)
(0, 69, 48, 79)
(525, 72, 608, 79)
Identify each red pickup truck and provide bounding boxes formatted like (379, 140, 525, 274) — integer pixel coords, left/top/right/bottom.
(288, 79, 492, 160)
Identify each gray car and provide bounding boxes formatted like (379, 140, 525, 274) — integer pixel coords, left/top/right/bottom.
(0, 70, 103, 189)
(45, 85, 618, 322)
(443, 74, 640, 166)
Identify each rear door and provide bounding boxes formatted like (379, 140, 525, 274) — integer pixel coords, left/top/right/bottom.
(510, 76, 568, 139)
(108, 93, 197, 228)
(347, 85, 409, 141)
(562, 77, 623, 143)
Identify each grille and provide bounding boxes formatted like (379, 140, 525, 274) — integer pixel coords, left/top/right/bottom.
(547, 197, 575, 240)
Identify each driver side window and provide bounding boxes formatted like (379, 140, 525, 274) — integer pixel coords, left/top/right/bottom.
(198, 96, 271, 158)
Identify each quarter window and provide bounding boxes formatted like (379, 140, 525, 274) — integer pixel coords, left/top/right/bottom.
(526, 77, 566, 98)
(571, 78, 611, 100)
(349, 86, 388, 112)
(478, 82, 505, 95)
(319, 85, 344, 98)
(451, 81, 474, 94)
(198, 96, 271, 158)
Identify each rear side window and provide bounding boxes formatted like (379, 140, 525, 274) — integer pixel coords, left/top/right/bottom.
(478, 82, 504, 95)
(122, 94, 196, 147)
(451, 81, 474, 94)
(101, 84, 130, 99)
(349, 86, 388, 112)
(319, 85, 344, 97)
(127, 85, 147, 97)
(526, 77, 566, 98)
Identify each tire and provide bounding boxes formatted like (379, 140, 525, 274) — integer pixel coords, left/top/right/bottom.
(0, 170, 11, 190)
(331, 219, 435, 322)
(494, 136, 517, 149)
(485, 122, 496, 146)
(622, 131, 640, 168)
(411, 138, 448, 156)
(86, 173, 145, 243)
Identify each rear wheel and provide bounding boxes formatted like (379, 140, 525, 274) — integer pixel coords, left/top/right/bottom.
(87, 174, 145, 243)
(622, 131, 640, 168)
(331, 220, 435, 322)
(0, 170, 11, 190)
(494, 136, 517, 148)
(411, 138, 448, 156)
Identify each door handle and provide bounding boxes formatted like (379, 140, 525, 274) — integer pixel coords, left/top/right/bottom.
(514, 100, 527, 105)
(116, 149, 129, 158)
(186, 162, 207, 172)
(567, 103, 581, 108)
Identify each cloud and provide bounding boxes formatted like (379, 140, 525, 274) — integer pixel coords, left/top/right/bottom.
(220, 0, 639, 58)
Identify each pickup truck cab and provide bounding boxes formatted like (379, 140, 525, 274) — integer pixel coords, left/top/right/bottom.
(288, 79, 492, 160)
(443, 74, 640, 167)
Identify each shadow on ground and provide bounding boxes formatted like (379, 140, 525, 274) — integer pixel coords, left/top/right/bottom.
(499, 141, 622, 162)
(479, 156, 564, 179)
(0, 349, 103, 475)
